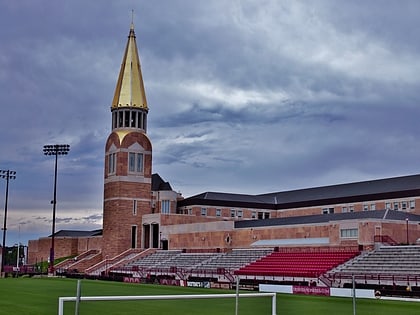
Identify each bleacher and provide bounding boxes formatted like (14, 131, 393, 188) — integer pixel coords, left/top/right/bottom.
(193, 249, 273, 272)
(235, 249, 359, 278)
(329, 246, 420, 276)
(124, 250, 182, 269)
(114, 249, 273, 279)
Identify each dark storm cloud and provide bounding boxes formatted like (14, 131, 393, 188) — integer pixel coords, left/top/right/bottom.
(1, 0, 420, 245)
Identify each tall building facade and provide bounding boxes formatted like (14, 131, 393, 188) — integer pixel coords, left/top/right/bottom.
(102, 22, 153, 258)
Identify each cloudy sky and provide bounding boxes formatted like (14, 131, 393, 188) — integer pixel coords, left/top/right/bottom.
(1, 0, 420, 247)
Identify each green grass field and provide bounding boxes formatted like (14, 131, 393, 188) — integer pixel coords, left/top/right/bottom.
(0, 277, 419, 315)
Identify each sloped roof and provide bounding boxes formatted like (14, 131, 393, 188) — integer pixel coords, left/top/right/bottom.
(178, 174, 420, 210)
(152, 173, 173, 191)
(50, 229, 102, 238)
(234, 209, 420, 229)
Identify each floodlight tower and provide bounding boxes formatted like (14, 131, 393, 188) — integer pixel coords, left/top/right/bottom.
(0, 169, 16, 276)
(43, 144, 70, 275)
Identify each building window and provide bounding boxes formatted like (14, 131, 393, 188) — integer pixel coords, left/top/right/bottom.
(230, 209, 236, 218)
(370, 203, 376, 211)
(342, 206, 348, 213)
(251, 211, 257, 219)
(133, 200, 137, 216)
(410, 200, 415, 209)
(393, 202, 399, 211)
(385, 202, 391, 210)
(161, 200, 170, 214)
(363, 204, 369, 211)
(322, 207, 334, 214)
(264, 212, 270, 219)
(216, 209, 221, 217)
(237, 210, 243, 218)
(401, 201, 408, 211)
(340, 228, 358, 238)
(129, 152, 144, 173)
(349, 205, 354, 212)
(188, 208, 192, 215)
(108, 153, 116, 174)
(201, 208, 207, 216)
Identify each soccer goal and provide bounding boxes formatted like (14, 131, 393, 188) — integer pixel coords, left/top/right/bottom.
(58, 292, 277, 315)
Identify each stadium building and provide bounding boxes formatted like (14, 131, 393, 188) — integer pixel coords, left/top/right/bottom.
(27, 22, 420, 292)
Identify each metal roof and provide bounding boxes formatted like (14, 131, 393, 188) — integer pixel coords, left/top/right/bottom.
(178, 174, 420, 210)
(50, 229, 102, 238)
(234, 209, 420, 229)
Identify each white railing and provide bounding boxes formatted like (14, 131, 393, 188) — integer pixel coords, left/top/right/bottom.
(58, 292, 277, 315)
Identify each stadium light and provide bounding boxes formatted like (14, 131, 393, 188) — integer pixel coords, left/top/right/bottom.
(0, 169, 16, 276)
(43, 144, 70, 275)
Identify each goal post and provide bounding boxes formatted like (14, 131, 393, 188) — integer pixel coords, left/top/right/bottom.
(58, 292, 277, 315)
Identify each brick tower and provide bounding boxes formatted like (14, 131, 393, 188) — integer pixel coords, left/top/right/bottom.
(102, 22, 152, 258)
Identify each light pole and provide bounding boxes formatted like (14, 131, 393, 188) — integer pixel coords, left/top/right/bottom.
(0, 169, 16, 276)
(406, 217, 409, 245)
(43, 144, 70, 275)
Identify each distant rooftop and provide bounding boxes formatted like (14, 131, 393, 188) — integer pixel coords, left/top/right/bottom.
(178, 173, 420, 210)
(235, 209, 420, 229)
(50, 229, 102, 238)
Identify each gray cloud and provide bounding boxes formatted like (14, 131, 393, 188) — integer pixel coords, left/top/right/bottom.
(1, 0, 420, 246)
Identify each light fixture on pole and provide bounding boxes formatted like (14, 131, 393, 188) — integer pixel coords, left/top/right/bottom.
(0, 169, 16, 276)
(43, 144, 70, 275)
(406, 217, 409, 245)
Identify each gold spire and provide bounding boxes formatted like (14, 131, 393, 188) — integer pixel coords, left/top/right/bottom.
(111, 22, 148, 110)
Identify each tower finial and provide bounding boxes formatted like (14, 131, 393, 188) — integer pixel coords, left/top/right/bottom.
(131, 9, 135, 29)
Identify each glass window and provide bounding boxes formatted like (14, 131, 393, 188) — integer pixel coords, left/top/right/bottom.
(410, 200, 415, 209)
(349, 205, 354, 212)
(128, 152, 144, 173)
(342, 206, 348, 213)
(136, 153, 143, 172)
(322, 208, 334, 214)
(370, 203, 376, 211)
(129, 152, 136, 172)
(251, 211, 257, 219)
(363, 204, 369, 211)
(201, 208, 207, 216)
(237, 210, 243, 218)
(402, 201, 407, 210)
(108, 153, 116, 174)
(216, 209, 221, 217)
(394, 202, 399, 210)
(230, 209, 236, 217)
(385, 202, 391, 210)
(161, 200, 170, 214)
(340, 228, 358, 238)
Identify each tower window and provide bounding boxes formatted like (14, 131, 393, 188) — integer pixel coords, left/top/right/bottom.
(118, 111, 123, 127)
(124, 110, 130, 127)
(130, 111, 137, 127)
(133, 200, 137, 215)
(108, 153, 116, 174)
(129, 152, 144, 173)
